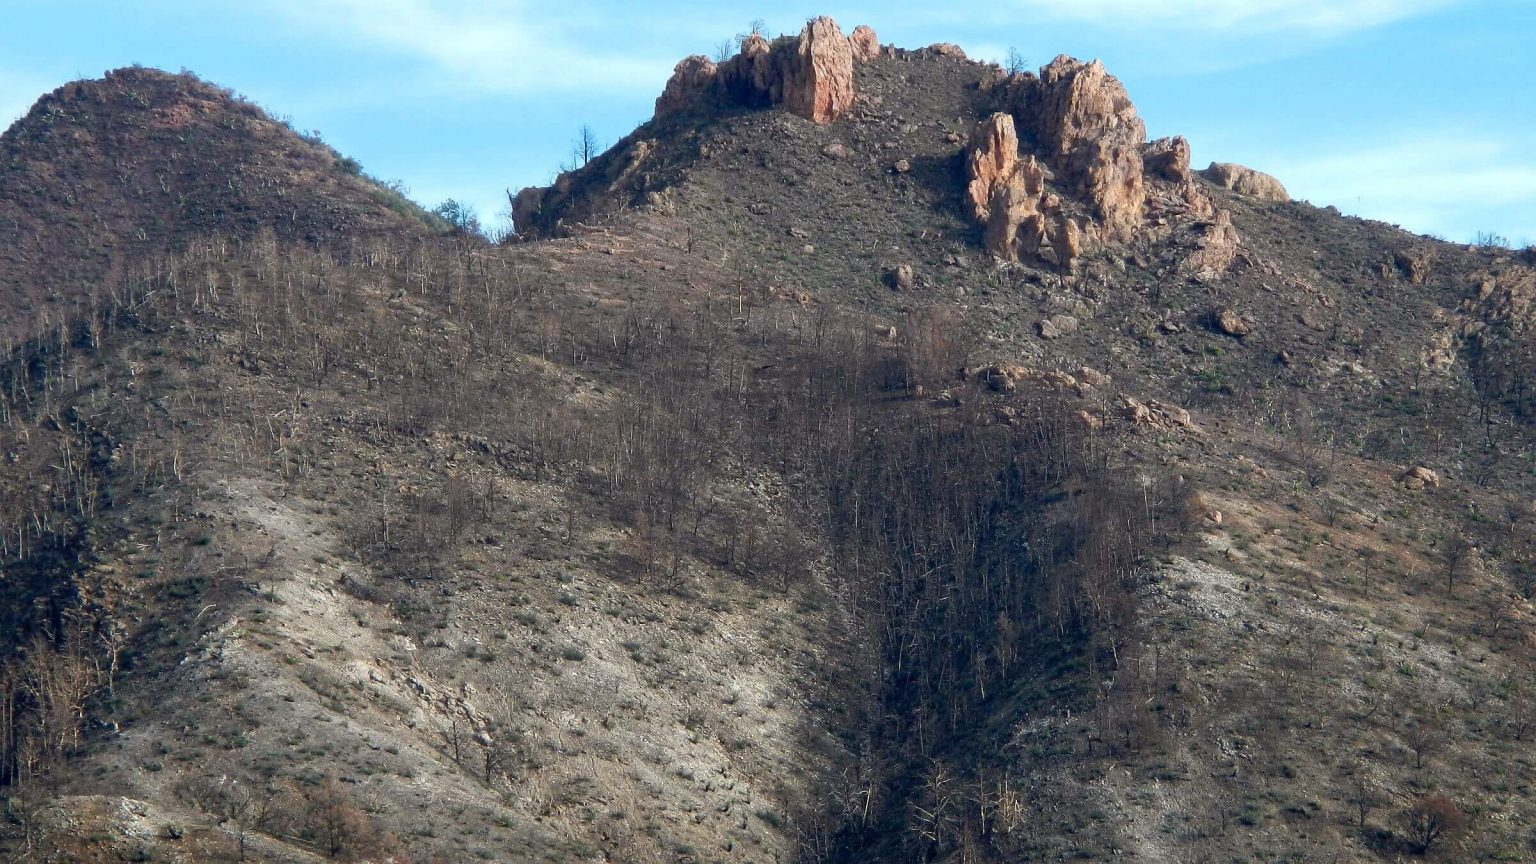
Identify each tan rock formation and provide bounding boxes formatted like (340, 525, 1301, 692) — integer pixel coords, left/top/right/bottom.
(655, 55, 719, 117)
(718, 34, 774, 105)
(929, 43, 968, 59)
(965, 113, 1020, 223)
(1144, 136, 1191, 182)
(783, 17, 855, 124)
(849, 25, 880, 62)
(1125, 397, 1201, 432)
(1182, 210, 1241, 280)
(1394, 248, 1433, 283)
(1203, 162, 1288, 201)
(654, 19, 854, 125)
(1029, 56, 1147, 242)
(966, 113, 1084, 268)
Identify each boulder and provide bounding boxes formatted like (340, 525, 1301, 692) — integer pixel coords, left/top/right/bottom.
(1394, 248, 1433, 283)
(1215, 308, 1251, 337)
(983, 363, 1029, 393)
(849, 25, 880, 62)
(783, 17, 856, 124)
(888, 263, 914, 291)
(1078, 366, 1111, 388)
(1182, 210, 1241, 280)
(1202, 162, 1288, 202)
(929, 43, 968, 59)
(1400, 466, 1441, 490)
(1144, 136, 1191, 182)
(1038, 314, 1079, 339)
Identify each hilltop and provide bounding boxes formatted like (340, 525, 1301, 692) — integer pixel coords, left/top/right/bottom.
(0, 66, 440, 346)
(3, 16, 1536, 864)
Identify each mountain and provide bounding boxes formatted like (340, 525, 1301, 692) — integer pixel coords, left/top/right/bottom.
(0, 66, 440, 347)
(3, 17, 1536, 864)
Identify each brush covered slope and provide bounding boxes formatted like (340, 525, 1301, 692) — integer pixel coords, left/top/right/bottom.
(5, 17, 1536, 864)
(0, 66, 442, 346)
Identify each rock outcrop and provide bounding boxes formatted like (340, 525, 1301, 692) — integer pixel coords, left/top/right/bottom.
(655, 55, 719, 117)
(965, 112, 1082, 268)
(1203, 162, 1288, 202)
(1029, 57, 1147, 242)
(971, 55, 1150, 264)
(1144, 136, 1191, 182)
(783, 17, 856, 124)
(849, 25, 880, 62)
(965, 112, 1021, 223)
(654, 17, 857, 125)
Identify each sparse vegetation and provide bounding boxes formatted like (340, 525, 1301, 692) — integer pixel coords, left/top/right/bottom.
(2, 24, 1536, 864)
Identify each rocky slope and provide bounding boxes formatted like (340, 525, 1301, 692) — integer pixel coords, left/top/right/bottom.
(5, 17, 1536, 864)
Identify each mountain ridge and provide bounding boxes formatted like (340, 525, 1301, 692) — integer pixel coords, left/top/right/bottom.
(3, 17, 1536, 864)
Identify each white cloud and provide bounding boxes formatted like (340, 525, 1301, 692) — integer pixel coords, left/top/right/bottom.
(1014, 0, 1454, 36)
(263, 0, 677, 95)
(1266, 131, 1536, 241)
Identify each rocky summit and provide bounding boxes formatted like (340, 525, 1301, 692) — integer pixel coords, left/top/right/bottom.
(4, 15, 1536, 864)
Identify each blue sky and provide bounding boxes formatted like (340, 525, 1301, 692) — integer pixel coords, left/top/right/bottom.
(2, 1, 1533, 244)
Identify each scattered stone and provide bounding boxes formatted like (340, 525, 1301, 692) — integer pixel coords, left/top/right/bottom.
(1202, 162, 1288, 201)
(1206, 510, 1224, 525)
(1076, 410, 1104, 431)
(893, 158, 911, 173)
(820, 142, 849, 159)
(1297, 308, 1330, 331)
